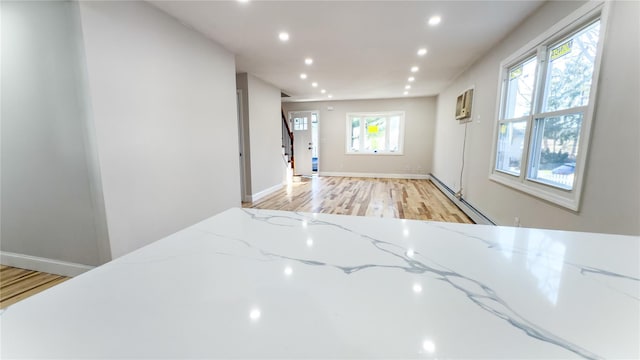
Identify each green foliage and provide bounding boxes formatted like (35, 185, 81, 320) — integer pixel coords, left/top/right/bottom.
(540, 149, 570, 170)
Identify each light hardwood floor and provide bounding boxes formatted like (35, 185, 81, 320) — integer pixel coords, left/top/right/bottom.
(0, 265, 68, 309)
(244, 176, 473, 223)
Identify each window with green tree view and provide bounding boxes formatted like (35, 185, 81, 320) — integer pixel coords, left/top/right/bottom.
(346, 112, 404, 154)
(491, 3, 607, 210)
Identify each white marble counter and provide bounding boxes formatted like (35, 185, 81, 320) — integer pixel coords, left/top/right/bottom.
(1, 208, 638, 359)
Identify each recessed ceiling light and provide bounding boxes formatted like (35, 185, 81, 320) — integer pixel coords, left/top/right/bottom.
(321, 89, 326, 94)
(237, 0, 249, 3)
(405, 85, 411, 90)
(428, 16, 441, 26)
(305, 58, 313, 65)
(411, 66, 419, 73)
(408, 77, 415, 82)
(403, 91, 409, 95)
(417, 48, 427, 56)
(311, 82, 318, 87)
(328, 94, 333, 98)
(278, 32, 289, 42)
(300, 73, 307, 79)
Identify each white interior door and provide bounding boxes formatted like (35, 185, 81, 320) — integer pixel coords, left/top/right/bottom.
(236, 90, 247, 201)
(291, 111, 313, 176)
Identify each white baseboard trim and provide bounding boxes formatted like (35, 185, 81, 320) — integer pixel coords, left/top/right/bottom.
(428, 174, 496, 226)
(250, 183, 283, 202)
(0, 251, 94, 277)
(318, 171, 430, 180)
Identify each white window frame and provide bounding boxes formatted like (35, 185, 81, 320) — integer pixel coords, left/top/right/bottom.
(345, 111, 405, 155)
(489, 1, 609, 211)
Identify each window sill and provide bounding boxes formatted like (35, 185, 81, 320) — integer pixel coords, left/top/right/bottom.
(489, 172, 580, 211)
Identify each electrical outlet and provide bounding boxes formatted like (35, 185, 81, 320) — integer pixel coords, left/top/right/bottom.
(514, 217, 521, 227)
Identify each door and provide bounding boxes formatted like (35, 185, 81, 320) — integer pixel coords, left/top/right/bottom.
(236, 90, 247, 201)
(291, 111, 313, 176)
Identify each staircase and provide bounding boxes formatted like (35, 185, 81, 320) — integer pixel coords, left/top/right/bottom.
(281, 108, 294, 170)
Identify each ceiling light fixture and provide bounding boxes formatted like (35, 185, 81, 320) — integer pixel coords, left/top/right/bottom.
(328, 94, 333, 98)
(417, 48, 427, 56)
(300, 73, 307, 79)
(237, 0, 249, 3)
(311, 82, 318, 87)
(404, 91, 409, 95)
(428, 16, 441, 26)
(408, 77, 415, 82)
(405, 85, 411, 90)
(411, 66, 419, 73)
(278, 32, 289, 42)
(305, 58, 313, 65)
(321, 89, 326, 94)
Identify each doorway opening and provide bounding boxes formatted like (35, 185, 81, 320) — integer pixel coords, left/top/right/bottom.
(289, 110, 319, 176)
(311, 112, 319, 174)
(236, 90, 248, 202)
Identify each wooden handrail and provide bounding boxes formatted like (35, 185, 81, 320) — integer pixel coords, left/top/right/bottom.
(281, 108, 293, 141)
(281, 108, 294, 169)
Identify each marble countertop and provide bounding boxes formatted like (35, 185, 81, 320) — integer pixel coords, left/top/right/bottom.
(2, 208, 638, 359)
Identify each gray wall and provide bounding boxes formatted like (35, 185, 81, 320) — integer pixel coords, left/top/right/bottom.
(237, 73, 285, 198)
(431, 1, 640, 235)
(1, 1, 109, 266)
(78, 1, 241, 258)
(284, 97, 436, 176)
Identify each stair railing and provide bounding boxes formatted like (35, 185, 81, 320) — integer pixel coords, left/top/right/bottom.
(281, 108, 294, 169)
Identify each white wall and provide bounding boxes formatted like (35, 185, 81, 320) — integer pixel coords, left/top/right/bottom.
(432, 1, 639, 235)
(1, 1, 109, 267)
(78, 1, 241, 258)
(236, 73, 284, 198)
(284, 97, 436, 177)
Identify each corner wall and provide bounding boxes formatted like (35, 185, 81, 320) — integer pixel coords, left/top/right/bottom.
(237, 73, 284, 200)
(1, 1, 108, 270)
(431, 1, 639, 235)
(78, 1, 241, 258)
(284, 97, 436, 177)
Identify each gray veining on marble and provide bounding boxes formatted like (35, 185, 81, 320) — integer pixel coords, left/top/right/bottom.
(1, 208, 638, 359)
(235, 210, 605, 359)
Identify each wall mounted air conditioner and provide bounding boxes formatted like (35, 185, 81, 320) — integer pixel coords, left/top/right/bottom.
(455, 89, 473, 121)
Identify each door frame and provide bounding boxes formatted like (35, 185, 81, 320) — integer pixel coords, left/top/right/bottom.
(237, 90, 249, 202)
(310, 110, 320, 173)
(288, 110, 320, 175)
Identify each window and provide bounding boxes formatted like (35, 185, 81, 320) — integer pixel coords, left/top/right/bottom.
(293, 116, 308, 131)
(490, 2, 607, 210)
(346, 112, 404, 154)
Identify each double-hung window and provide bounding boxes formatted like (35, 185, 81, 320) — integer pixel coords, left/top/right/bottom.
(346, 112, 404, 154)
(491, 2, 607, 210)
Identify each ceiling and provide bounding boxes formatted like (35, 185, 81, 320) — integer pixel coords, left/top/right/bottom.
(150, 0, 544, 102)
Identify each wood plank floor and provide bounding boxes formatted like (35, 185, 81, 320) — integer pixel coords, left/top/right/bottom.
(0, 265, 68, 309)
(244, 176, 473, 223)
